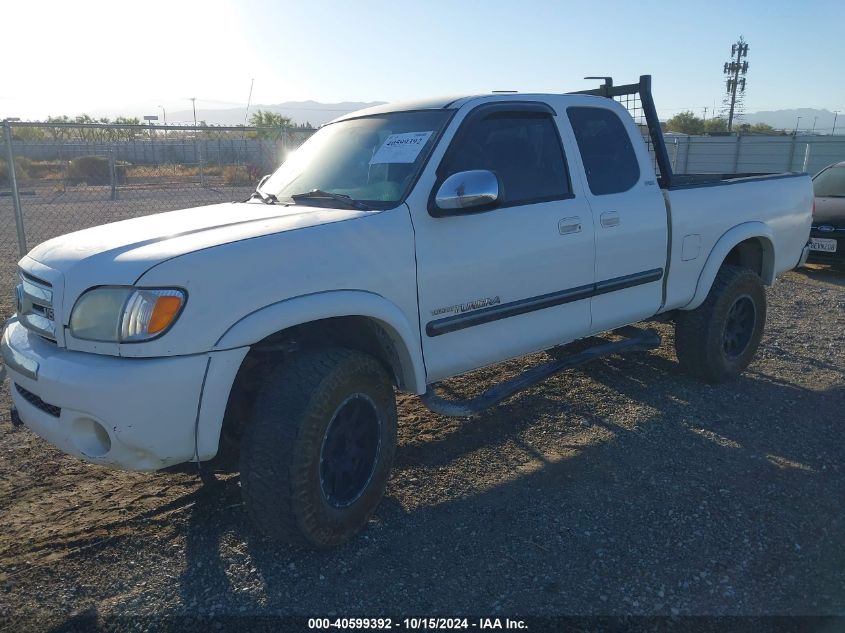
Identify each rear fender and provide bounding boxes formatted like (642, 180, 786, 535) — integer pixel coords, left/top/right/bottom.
(684, 222, 775, 311)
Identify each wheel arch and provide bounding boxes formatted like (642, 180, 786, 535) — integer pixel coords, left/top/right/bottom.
(195, 291, 426, 464)
(684, 222, 775, 311)
(214, 290, 426, 392)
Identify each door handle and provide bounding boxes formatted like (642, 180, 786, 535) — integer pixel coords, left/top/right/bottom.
(600, 211, 620, 228)
(558, 216, 582, 235)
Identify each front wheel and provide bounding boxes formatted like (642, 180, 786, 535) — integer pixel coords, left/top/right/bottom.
(240, 348, 397, 548)
(674, 265, 767, 383)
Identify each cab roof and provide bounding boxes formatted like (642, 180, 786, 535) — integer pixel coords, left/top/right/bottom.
(329, 92, 611, 125)
(330, 95, 481, 123)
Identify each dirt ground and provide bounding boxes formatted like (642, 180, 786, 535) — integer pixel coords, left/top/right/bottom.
(0, 265, 843, 631)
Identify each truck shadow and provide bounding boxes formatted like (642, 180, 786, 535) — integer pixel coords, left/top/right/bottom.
(792, 264, 845, 286)
(167, 345, 845, 616)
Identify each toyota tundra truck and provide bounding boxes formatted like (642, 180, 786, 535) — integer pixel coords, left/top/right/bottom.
(1, 76, 813, 548)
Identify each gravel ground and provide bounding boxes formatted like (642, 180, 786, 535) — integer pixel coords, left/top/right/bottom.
(0, 265, 843, 631)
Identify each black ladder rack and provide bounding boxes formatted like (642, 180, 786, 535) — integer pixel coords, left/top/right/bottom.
(569, 75, 674, 189)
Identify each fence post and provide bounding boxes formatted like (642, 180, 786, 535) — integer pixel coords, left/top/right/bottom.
(802, 143, 811, 173)
(109, 145, 118, 201)
(788, 135, 797, 171)
(198, 140, 205, 188)
(3, 122, 28, 257)
(671, 138, 678, 171)
(733, 135, 742, 173)
(682, 137, 691, 174)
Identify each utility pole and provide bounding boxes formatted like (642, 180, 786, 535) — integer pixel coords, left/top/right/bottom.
(794, 116, 802, 135)
(703, 106, 708, 123)
(190, 97, 197, 127)
(722, 37, 749, 133)
(833, 111, 840, 136)
(158, 105, 167, 143)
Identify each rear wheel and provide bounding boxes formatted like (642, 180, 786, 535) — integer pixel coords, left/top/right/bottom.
(239, 348, 397, 548)
(674, 265, 766, 383)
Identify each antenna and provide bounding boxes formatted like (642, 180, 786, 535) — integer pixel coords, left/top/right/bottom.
(722, 36, 749, 132)
(244, 78, 255, 127)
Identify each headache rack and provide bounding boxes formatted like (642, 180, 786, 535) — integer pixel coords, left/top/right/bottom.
(570, 75, 674, 189)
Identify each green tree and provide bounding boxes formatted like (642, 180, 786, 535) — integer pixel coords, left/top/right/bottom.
(249, 109, 294, 140)
(748, 122, 777, 135)
(704, 117, 728, 134)
(665, 111, 705, 135)
(112, 117, 143, 141)
(249, 109, 293, 128)
(45, 115, 72, 141)
(12, 126, 46, 141)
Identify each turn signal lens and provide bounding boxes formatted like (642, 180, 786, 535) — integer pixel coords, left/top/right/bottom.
(120, 289, 185, 341)
(148, 295, 184, 334)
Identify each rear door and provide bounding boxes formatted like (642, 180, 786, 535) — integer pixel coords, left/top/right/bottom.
(564, 104, 668, 332)
(409, 100, 596, 382)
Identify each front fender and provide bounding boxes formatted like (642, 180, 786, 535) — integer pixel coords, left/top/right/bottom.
(214, 289, 427, 394)
(684, 222, 775, 311)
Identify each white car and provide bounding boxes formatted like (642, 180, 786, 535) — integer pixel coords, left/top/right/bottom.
(1, 76, 812, 548)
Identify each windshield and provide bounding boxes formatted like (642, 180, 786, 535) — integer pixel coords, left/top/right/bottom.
(813, 166, 845, 197)
(260, 110, 451, 208)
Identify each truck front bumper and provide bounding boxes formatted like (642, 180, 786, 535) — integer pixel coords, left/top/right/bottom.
(1, 319, 243, 471)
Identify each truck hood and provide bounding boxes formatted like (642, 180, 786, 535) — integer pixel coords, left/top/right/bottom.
(25, 201, 371, 312)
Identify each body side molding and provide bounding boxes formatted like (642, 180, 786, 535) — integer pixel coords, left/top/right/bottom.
(426, 268, 663, 337)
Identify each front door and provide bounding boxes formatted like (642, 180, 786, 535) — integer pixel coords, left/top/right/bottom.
(410, 101, 596, 382)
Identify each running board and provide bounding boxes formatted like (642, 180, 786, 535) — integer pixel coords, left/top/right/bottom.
(420, 327, 661, 418)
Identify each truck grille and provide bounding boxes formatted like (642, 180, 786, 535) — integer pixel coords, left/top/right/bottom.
(15, 383, 61, 418)
(15, 270, 57, 342)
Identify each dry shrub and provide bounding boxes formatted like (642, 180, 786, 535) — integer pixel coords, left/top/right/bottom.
(67, 156, 126, 185)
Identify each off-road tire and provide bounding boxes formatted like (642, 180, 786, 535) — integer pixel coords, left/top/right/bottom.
(240, 348, 397, 548)
(674, 265, 766, 383)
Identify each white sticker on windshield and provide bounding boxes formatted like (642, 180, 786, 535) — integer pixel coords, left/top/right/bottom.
(369, 131, 433, 164)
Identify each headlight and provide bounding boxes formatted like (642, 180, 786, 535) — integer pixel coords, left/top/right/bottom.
(69, 287, 186, 342)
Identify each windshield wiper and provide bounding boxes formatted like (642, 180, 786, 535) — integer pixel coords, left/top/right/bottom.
(290, 189, 372, 211)
(250, 189, 278, 204)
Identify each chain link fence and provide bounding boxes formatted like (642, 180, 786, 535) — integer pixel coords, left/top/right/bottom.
(2, 121, 845, 318)
(1, 121, 314, 314)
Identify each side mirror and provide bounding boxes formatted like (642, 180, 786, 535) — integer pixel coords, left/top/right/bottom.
(433, 170, 500, 216)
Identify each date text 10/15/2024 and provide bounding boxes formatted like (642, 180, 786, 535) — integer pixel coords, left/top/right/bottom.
(308, 618, 528, 630)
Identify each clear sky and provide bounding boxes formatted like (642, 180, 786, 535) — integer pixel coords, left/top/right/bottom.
(2, 0, 843, 124)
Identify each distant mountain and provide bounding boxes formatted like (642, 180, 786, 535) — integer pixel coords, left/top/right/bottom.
(741, 108, 840, 134)
(83, 101, 841, 135)
(167, 100, 385, 127)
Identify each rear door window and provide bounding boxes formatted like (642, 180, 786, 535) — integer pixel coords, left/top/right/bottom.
(567, 107, 640, 195)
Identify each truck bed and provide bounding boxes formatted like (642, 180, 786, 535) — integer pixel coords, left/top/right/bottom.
(669, 172, 805, 189)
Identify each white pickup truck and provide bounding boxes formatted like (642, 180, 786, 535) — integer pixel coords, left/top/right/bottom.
(2, 76, 812, 548)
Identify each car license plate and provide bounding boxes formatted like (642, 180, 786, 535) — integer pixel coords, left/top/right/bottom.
(809, 238, 837, 253)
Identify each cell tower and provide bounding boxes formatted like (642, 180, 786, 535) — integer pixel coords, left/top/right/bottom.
(723, 36, 749, 132)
